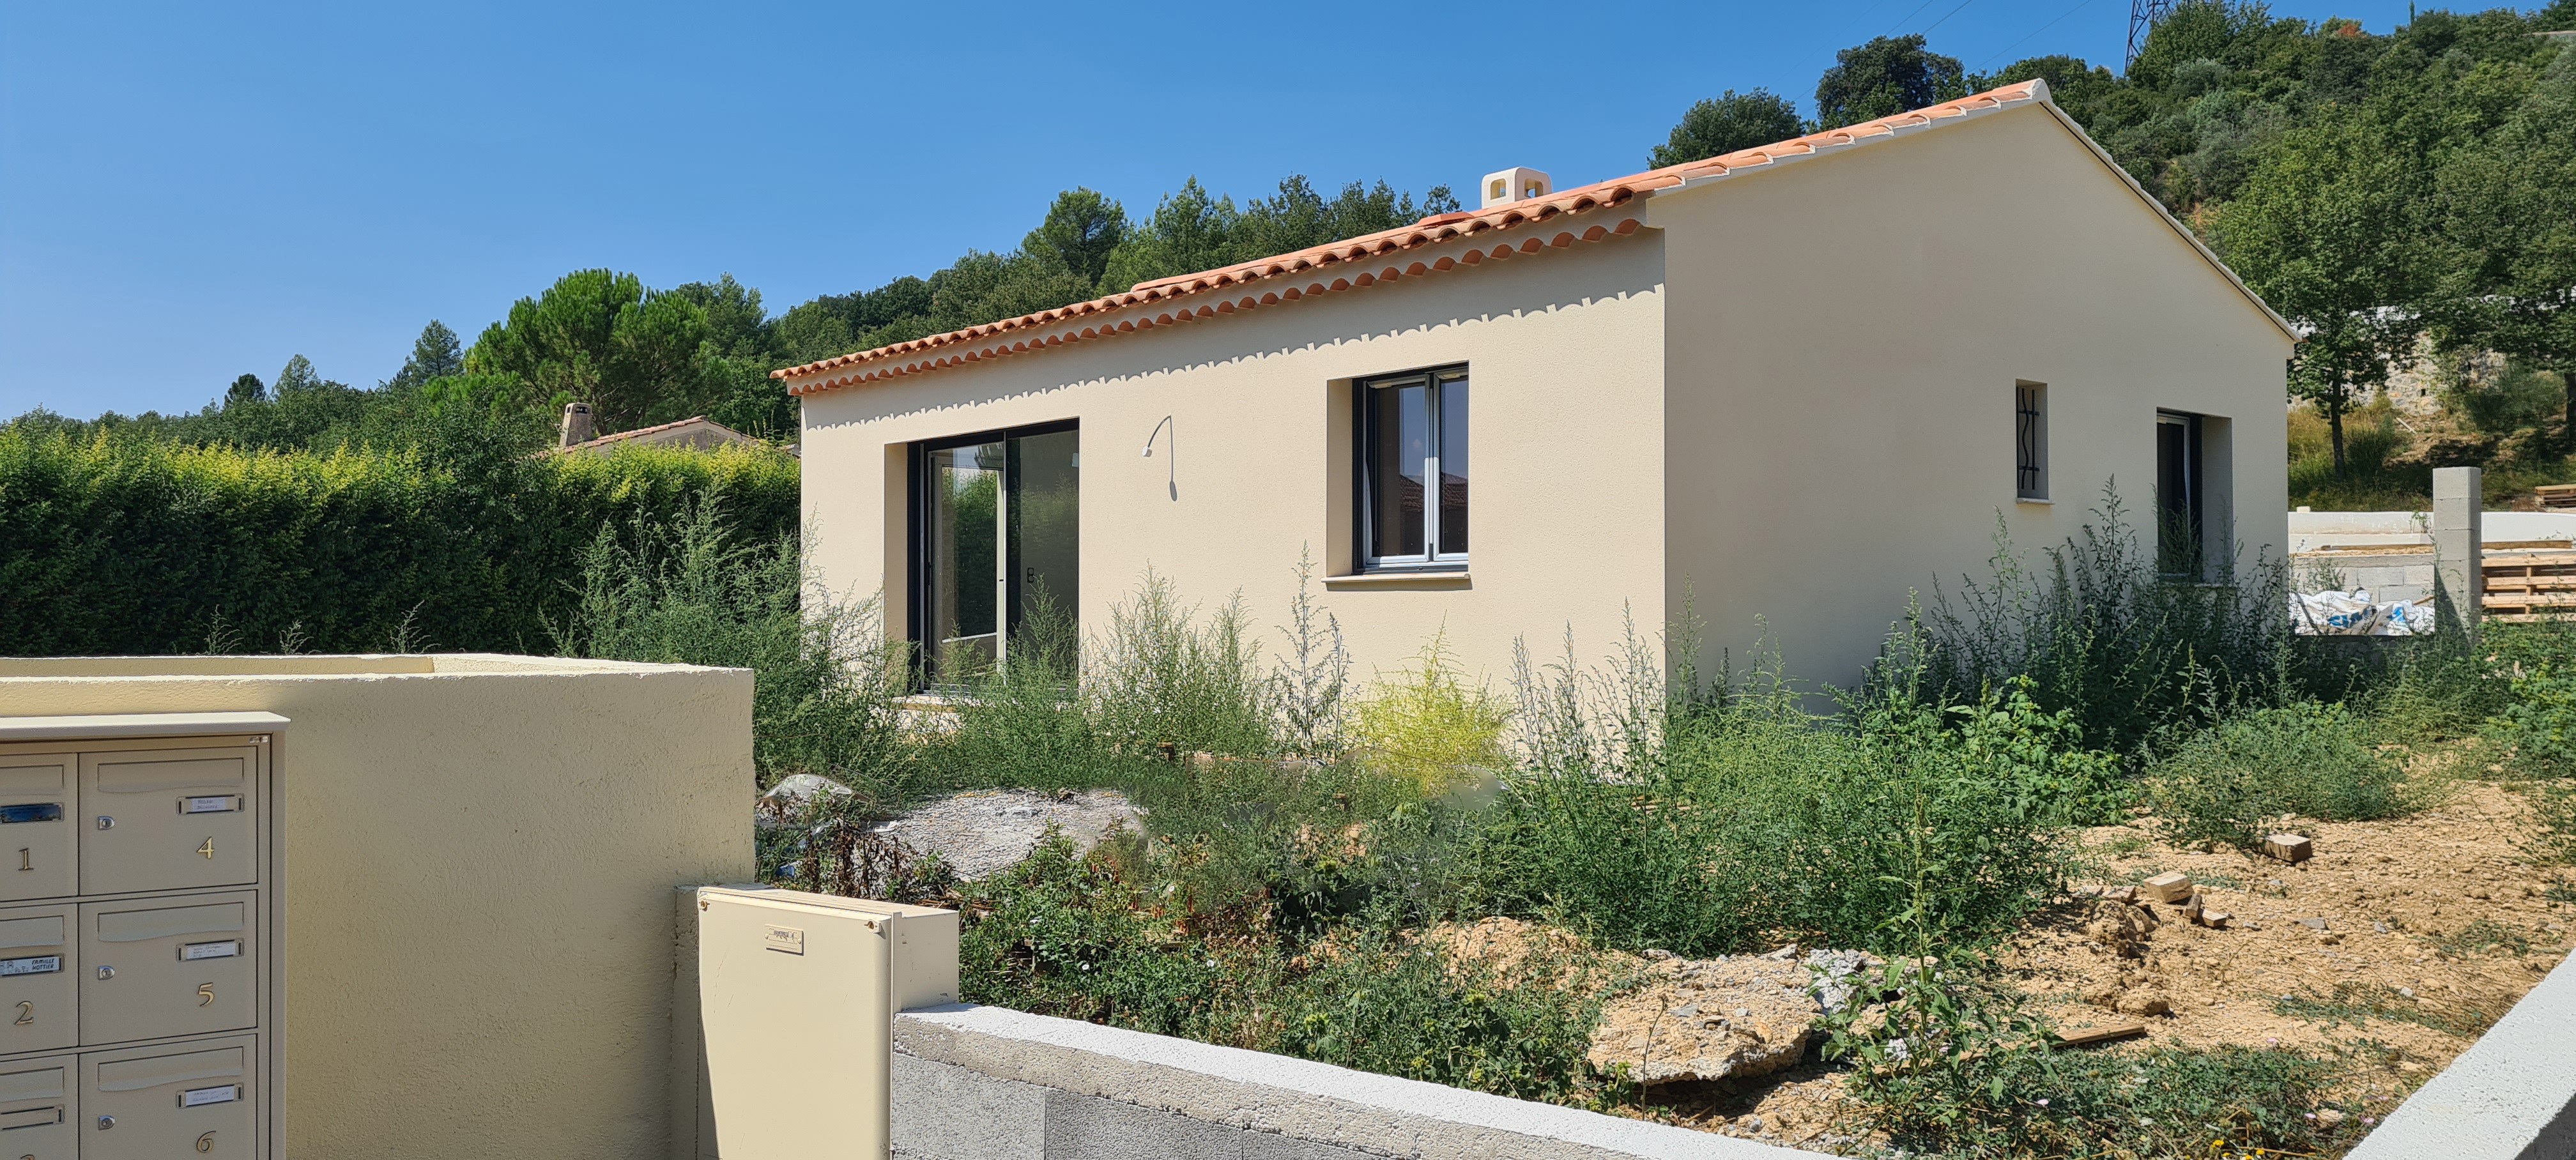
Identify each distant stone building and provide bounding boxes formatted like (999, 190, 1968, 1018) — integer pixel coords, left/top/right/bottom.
(546, 404, 776, 457)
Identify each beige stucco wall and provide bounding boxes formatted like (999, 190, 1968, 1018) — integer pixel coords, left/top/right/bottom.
(1653, 102, 2294, 689)
(798, 234, 1670, 687)
(0, 653, 755, 1159)
(799, 97, 2290, 698)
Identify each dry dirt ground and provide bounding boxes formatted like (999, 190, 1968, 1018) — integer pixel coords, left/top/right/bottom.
(1616, 779, 2573, 1154)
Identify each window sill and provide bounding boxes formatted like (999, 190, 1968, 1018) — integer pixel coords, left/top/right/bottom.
(2016, 497, 2054, 505)
(1324, 572, 1472, 591)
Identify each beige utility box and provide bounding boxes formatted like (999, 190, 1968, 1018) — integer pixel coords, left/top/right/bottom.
(693, 887, 957, 1159)
(0, 712, 286, 1160)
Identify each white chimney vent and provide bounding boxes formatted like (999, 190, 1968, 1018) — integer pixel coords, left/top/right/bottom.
(1480, 167, 1552, 209)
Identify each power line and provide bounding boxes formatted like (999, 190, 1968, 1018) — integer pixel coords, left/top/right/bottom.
(1975, 0, 2108, 71)
(1919, 0, 1981, 37)
(1882, 0, 1943, 38)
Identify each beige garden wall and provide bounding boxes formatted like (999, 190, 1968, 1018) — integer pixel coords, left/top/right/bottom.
(798, 234, 1671, 689)
(0, 653, 755, 1159)
(1653, 102, 2294, 689)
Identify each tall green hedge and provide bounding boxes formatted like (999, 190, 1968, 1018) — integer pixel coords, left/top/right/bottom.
(0, 431, 799, 656)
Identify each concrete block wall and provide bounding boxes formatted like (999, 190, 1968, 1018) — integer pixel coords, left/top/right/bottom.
(889, 1005, 1830, 1160)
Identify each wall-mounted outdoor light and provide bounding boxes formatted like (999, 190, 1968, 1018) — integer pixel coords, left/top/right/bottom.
(1142, 415, 1175, 501)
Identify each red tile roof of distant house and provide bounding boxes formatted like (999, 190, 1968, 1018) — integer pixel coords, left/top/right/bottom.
(777, 82, 2070, 396)
(544, 415, 767, 456)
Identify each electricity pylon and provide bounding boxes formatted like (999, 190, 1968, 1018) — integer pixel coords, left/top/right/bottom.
(2128, 0, 2175, 70)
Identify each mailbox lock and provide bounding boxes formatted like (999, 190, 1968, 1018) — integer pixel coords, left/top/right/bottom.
(95, 1115, 113, 1130)
(95, 966, 113, 981)
(95, 815, 114, 831)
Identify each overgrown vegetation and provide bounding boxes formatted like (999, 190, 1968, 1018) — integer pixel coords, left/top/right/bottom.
(0, 424, 796, 657)
(2150, 700, 2412, 850)
(509, 471, 2576, 1157)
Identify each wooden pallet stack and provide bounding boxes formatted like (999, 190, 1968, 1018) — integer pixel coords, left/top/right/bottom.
(2483, 549, 2576, 620)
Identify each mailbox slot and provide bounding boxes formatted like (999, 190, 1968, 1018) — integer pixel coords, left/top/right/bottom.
(81, 1037, 253, 1160)
(0, 906, 75, 1055)
(0, 756, 74, 904)
(78, 894, 256, 1047)
(0, 1055, 72, 1160)
(79, 749, 257, 896)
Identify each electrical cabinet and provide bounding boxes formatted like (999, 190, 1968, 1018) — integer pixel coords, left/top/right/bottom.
(0, 715, 286, 1160)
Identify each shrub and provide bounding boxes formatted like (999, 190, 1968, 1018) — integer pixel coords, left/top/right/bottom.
(1089, 572, 1277, 759)
(958, 832, 1264, 1041)
(553, 492, 910, 803)
(1915, 488, 2289, 755)
(1350, 634, 1510, 793)
(957, 834, 1618, 1106)
(0, 427, 796, 655)
(935, 593, 1134, 792)
(2149, 700, 2409, 850)
(1470, 625, 2076, 957)
(1273, 919, 1616, 1106)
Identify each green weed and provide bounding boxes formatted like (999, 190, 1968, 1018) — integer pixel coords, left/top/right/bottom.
(2149, 700, 2411, 851)
(2274, 981, 2499, 1037)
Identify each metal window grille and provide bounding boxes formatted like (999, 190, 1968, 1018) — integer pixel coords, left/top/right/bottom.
(2016, 385, 2043, 496)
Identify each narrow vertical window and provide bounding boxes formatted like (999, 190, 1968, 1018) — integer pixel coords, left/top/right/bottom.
(1358, 366, 1468, 570)
(2156, 410, 2204, 579)
(2015, 382, 2048, 501)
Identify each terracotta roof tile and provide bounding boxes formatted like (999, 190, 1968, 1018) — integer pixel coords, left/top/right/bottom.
(778, 81, 2047, 395)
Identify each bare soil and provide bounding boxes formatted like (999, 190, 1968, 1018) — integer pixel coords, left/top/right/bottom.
(1616, 778, 2573, 1153)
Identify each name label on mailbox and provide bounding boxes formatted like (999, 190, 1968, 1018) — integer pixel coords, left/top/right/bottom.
(179, 940, 240, 962)
(180, 797, 241, 815)
(0, 804, 60, 825)
(763, 926, 806, 955)
(179, 1085, 239, 1108)
(0, 956, 59, 977)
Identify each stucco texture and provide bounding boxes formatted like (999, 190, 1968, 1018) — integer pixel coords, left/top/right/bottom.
(0, 653, 756, 1160)
(1654, 101, 2292, 684)
(799, 233, 1669, 685)
(797, 96, 2290, 692)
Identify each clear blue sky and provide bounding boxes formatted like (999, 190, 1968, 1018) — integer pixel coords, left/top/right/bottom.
(2, 0, 2426, 418)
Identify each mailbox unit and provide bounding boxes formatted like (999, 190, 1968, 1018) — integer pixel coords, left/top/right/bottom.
(0, 713, 286, 1160)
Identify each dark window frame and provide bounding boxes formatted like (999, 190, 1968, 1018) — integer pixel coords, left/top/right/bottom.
(1354, 365, 1469, 573)
(2015, 382, 2048, 500)
(2155, 409, 2205, 580)
(907, 418, 1079, 688)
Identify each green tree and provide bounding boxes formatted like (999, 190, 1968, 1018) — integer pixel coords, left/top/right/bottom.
(669, 275, 778, 362)
(1814, 35, 1965, 128)
(273, 355, 325, 395)
(1100, 178, 1239, 292)
(2431, 49, 2576, 442)
(387, 321, 463, 391)
(1023, 189, 1128, 293)
(1650, 89, 1805, 166)
(224, 374, 265, 408)
(2214, 110, 2433, 473)
(464, 270, 715, 432)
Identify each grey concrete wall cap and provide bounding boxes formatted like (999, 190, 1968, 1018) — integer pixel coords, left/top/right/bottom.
(2346, 951, 2576, 1160)
(895, 1004, 1834, 1159)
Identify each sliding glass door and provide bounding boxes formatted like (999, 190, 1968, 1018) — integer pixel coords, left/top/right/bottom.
(914, 422, 1078, 685)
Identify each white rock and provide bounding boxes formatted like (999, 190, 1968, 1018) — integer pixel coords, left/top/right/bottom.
(756, 774, 855, 828)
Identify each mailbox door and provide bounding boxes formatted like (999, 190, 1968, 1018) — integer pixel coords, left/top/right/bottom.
(80, 1037, 254, 1160)
(0, 756, 73, 904)
(78, 894, 256, 1046)
(0, 906, 75, 1055)
(0, 1055, 73, 1160)
(79, 748, 257, 896)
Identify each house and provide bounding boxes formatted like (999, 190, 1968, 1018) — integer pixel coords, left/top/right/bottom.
(546, 405, 774, 456)
(781, 81, 2293, 689)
